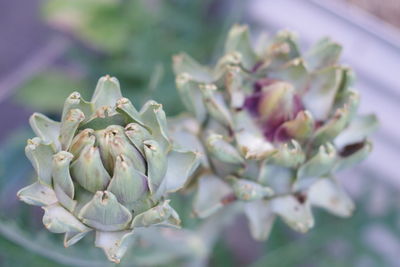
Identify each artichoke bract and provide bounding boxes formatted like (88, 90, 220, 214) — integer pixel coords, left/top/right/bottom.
(17, 75, 199, 263)
(172, 25, 378, 240)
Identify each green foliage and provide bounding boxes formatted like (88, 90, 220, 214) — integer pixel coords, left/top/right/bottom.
(210, 239, 235, 267)
(15, 0, 244, 115)
(0, 235, 66, 267)
(44, 0, 129, 53)
(15, 71, 88, 114)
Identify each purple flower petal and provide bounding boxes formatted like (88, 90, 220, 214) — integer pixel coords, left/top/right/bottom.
(244, 79, 306, 142)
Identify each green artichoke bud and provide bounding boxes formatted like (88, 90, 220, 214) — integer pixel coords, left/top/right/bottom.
(172, 25, 378, 241)
(17, 75, 200, 263)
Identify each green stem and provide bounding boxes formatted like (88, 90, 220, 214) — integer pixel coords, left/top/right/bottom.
(0, 220, 110, 267)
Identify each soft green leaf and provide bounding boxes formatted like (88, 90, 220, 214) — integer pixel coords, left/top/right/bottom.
(200, 84, 232, 127)
(95, 230, 136, 264)
(175, 74, 207, 123)
(124, 122, 152, 156)
(302, 66, 343, 120)
(131, 200, 180, 228)
(194, 174, 233, 218)
(91, 75, 122, 109)
(270, 140, 305, 168)
(62, 91, 94, 123)
(335, 141, 372, 171)
(107, 154, 148, 205)
(206, 134, 244, 165)
(116, 97, 147, 128)
(143, 140, 167, 195)
(305, 37, 342, 70)
(271, 195, 314, 233)
(16, 182, 57, 207)
(335, 114, 378, 149)
(25, 137, 54, 186)
(172, 53, 213, 83)
(78, 191, 132, 231)
(140, 100, 170, 152)
(69, 128, 96, 157)
(52, 151, 76, 212)
(29, 113, 61, 150)
(64, 231, 91, 248)
(60, 109, 85, 150)
(297, 143, 336, 179)
(244, 200, 276, 241)
(308, 178, 354, 217)
(70, 144, 111, 193)
(155, 149, 200, 199)
(229, 176, 274, 201)
(224, 24, 257, 70)
(42, 204, 90, 234)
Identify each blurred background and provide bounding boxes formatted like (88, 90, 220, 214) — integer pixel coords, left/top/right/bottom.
(0, 0, 399, 266)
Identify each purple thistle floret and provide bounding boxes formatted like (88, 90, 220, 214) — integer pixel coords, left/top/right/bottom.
(244, 78, 304, 142)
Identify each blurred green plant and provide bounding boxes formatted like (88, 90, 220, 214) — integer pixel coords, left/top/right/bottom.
(15, 71, 89, 114)
(14, 0, 244, 116)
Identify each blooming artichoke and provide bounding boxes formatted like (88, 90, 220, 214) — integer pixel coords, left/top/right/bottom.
(172, 25, 378, 240)
(17, 75, 199, 262)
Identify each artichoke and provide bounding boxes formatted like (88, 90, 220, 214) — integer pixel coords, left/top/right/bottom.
(17, 75, 200, 263)
(172, 25, 378, 240)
